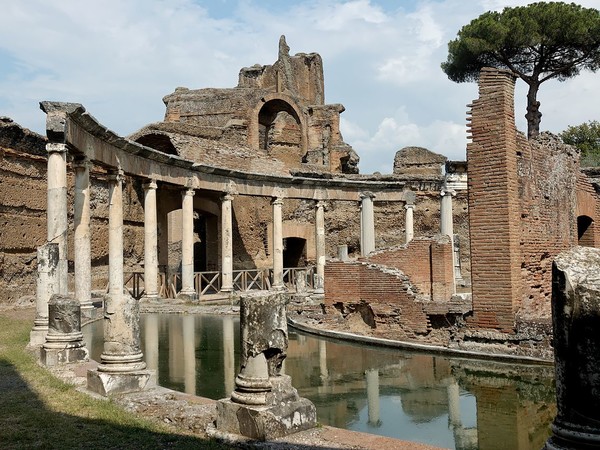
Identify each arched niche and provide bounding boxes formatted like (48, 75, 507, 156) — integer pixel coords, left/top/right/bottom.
(134, 133, 179, 156)
(578, 215, 595, 247)
(247, 93, 307, 166)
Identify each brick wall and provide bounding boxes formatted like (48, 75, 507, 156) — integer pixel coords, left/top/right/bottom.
(324, 260, 429, 335)
(360, 237, 454, 301)
(467, 68, 523, 332)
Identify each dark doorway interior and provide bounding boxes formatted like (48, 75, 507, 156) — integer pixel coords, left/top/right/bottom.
(283, 237, 307, 268)
(578, 215, 594, 247)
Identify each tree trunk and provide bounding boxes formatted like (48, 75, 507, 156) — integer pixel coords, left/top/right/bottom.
(525, 81, 542, 139)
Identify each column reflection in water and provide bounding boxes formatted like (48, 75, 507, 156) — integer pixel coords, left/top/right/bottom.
(183, 315, 196, 395)
(144, 314, 159, 372)
(91, 314, 555, 450)
(222, 316, 235, 396)
(366, 368, 381, 427)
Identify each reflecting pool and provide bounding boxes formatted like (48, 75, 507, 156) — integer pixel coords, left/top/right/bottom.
(84, 314, 556, 450)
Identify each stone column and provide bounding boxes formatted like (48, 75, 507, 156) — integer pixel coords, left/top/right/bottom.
(440, 187, 455, 240)
(315, 201, 326, 293)
(405, 203, 415, 244)
(271, 197, 285, 290)
(221, 193, 234, 293)
(143, 180, 159, 300)
(545, 247, 600, 449)
(87, 170, 152, 396)
(441, 187, 457, 294)
(360, 192, 375, 256)
(179, 188, 197, 300)
(30, 243, 60, 346)
(366, 368, 381, 427)
(73, 159, 93, 317)
(46, 143, 68, 295)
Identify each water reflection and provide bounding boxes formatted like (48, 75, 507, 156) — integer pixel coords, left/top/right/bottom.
(85, 314, 555, 450)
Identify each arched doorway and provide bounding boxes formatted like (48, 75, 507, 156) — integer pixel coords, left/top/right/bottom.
(578, 215, 594, 247)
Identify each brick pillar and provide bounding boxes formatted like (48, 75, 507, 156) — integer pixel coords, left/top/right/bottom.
(467, 68, 522, 332)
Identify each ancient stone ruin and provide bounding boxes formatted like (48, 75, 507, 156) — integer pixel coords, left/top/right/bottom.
(214, 291, 316, 440)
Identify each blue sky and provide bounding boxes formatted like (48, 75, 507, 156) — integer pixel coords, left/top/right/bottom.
(1, 0, 599, 173)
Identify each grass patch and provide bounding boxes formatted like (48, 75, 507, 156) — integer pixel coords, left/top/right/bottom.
(0, 312, 227, 449)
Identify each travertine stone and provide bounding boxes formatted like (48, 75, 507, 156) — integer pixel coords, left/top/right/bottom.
(73, 158, 93, 317)
(41, 294, 88, 366)
(271, 197, 284, 290)
(545, 247, 600, 449)
(360, 192, 375, 256)
(337, 244, 349, 261)
(30, 243, 59, 346)
(143, 180, 159, 300)
(216, 290, 316, 440)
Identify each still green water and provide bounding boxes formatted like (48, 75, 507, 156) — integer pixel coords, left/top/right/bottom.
(84, 314, 555, 450)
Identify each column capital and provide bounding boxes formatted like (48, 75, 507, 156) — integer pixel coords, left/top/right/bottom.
(46, 142, 67, 155)
(271, 196, 284, 206)
(143, 179, 158, 190)
(107, 169, 125, 184)
(222, 192, 234, 202)
(182, 187, 195, 197)
(360, 191, 376, 200)
(315, 200, 326, 210)
(440, 188, 456, 197)
(72, 157, 91, 170)
(405, 203, 415, 211)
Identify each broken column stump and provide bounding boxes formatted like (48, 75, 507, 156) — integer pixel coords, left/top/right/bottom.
(41, 294, 89, 366)
(215, 290, 317, 440)
(545, 246, 600, 449)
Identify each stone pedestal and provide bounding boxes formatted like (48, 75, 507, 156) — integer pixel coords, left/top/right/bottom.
(215, 291, 316, 440)
(41, 294, 88, 366)
(545, 247, 600, 449)
(216, 375, 317, 440)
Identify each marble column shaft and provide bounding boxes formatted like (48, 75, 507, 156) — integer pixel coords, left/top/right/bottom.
(315, 201, 326, 292)
(360, 192, 375, 257)
(143, 180, 159, 299)
(272, 197, 284, 289)
(180, 188, 196, 297)
(221, 193, 234, 292)
(405, 203, 415, 244)
(99, 170, 145, 372)
(73, 159, 92, 312)
(46, 143, 68, 295)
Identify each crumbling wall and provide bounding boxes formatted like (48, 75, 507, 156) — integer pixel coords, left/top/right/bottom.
(0, 118, 145, 307)
(324, 260, 429, 337)
(361, 237, 454, 301)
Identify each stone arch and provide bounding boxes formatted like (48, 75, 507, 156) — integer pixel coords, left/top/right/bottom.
(578, 215, 595, 247)
(248, 93, 307, 161)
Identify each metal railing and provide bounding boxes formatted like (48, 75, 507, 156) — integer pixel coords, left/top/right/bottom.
(115, 266, 316, 300)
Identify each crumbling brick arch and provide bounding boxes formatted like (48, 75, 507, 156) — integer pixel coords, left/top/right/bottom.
(133, 132, 179, 156)
(247, 93, 307, 157)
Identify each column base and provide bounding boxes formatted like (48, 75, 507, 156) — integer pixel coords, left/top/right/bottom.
(216, 376, 316, 440)
(29, 327, 48, 347)
(177, 290, 198, 301)
(141, 292, 159, 303)
(41, 343, 89, 367)
(87, 368, 155, 396)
